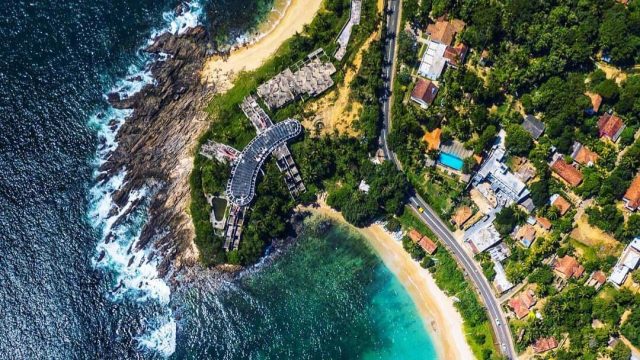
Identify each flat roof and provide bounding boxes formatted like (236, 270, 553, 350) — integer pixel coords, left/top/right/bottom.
(227, 119, 302, 206)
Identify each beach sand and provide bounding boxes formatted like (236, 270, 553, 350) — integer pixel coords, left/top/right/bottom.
(299, 199, 475, 360)
(201, 0, 323, 89)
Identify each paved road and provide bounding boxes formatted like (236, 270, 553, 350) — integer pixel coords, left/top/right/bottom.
(379, 1, 516, 358)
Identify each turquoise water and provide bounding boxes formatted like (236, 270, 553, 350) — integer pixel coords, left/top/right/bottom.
(438, 152, 464, 170)
(175, 219, 438, 359)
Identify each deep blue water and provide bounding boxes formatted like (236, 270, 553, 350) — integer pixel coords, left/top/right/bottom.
(0, 1, 437, 359)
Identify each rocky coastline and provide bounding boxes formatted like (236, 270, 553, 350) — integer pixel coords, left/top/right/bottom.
(101, 24, 214, 277)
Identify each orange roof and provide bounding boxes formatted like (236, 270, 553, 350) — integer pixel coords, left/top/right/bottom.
(623, 174, 640, 211)
(425, 18, 465, 46)
(573, 145, 599, 166)
(551, 195, 572, 216)
(419, 237, 438, 255)
(536, 217, 552, 231)
(423, 128, 441, 151)
(585, 92, 602, 113)
(452, 206, 473, 227)
(515, 224, 537, 243)
(551, 158, 583, 187)
(533, 337, 558, 353)
(598, 113, 625, 141)
(408, 229, 424, 243)
(554, 256, 585, 279)
(591, 270, 607, 285)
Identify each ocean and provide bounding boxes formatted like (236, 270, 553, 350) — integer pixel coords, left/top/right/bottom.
(0, 1, 436, 358)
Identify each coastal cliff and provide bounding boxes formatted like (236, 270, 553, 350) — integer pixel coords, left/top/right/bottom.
(101, 25, 213, 275)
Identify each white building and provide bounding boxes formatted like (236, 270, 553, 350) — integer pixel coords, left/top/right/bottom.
(609, 238, 640, 287)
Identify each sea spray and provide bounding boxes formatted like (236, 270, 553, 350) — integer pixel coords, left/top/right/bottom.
(86, 1, 204, 357)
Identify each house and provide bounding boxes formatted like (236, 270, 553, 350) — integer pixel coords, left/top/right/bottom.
(408, 229, 438, 254)
(452, 206, 473, 228)
(571, 142, 599, 166)
(419, 18, 468, 80)
(443, 43, 468, 67)
(410, 78, 439, 108)
(522, 115, 545, 140)
(514, 224, 537, 248)
(585, 92, 603, 115)
(550, 194, 572, 216)
(598, 113, 626, 142)
(551, 157, 583, 187)
(609, 238, 640, 287)
(536, 216, 552, 231)
(425, 18, 465, 45)
(587, 271, 607, 290)
(623, 174, 640, 211)
(358, 180, 370, 193)
(554, 255, 585, 280)
(465, 222, 501, 254)
(533, 337, 559, 354)
(508, 289, 537, 319)
(419, 237, 438, 255)
(472, 143, 530, 206)
(408, 229, 425, 243)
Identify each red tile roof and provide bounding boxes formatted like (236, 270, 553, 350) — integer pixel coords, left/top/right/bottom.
(598, 113, 625, 141)
(515, 224, 536, 243)
(554, 256, 585, 279)
(425, 18, 465, 46)
(551, 195, 572, 216)
(408, 229, 424, 243)
(624, 174, 640, 211)
(533, 337, 558, 353)
(551, 159, 583, 187)
(508, 289, 537, 319)
(574, 146, 598, 166)
(411, 79, 439, 106)
(443, 43, 468, 67)
(536, 217, 552, 231)
(419, 237, 438, 255)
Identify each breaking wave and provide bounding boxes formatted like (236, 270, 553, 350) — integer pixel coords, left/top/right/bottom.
(86, 1, 204, 357)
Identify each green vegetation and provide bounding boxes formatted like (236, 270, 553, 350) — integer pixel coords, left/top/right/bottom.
(398, 209, 500, 360)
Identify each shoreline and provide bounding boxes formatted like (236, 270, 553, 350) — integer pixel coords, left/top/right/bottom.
(201, 0, 323, 89)
(298, 200, 475, 360)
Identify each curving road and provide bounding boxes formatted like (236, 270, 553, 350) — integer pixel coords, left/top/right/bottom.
(379, 0, 516, 358)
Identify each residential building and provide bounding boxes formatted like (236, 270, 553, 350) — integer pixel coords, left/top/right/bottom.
(550, 194, 572, 216)
(536, 216, 552, 231)
(465, 222, 501, 253)
(551, 156, 583, 187)
(598, 113, 625, 142)
(408, 229, 438, 255)
(508, 289, 537, 319)
(623, 174, 640, 211)
(410, 78, 439, 108)
(533, 337, 558, 354)
(425, 18, 465, 45)
(514, 224, 537, 248)
(472, 144, 530, 206)
(553, 255, 585, 280)
(585, 92, 602, 114)
(522, 115, 545, 140)
(609, 238, 640, 287)
(571, 142, 599, 166)
(418, 18, 468, 80)
(452, 205, 473, 228)
(587, 271, 607, 290)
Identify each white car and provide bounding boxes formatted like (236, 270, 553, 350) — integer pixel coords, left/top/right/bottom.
(495, 318, 501, 326)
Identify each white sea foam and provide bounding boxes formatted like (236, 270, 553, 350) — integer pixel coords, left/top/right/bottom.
(86, 1, 204, 357)
(136, 317, 177, 358)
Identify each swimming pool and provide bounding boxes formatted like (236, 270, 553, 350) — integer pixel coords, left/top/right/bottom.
(438, 152, 464, 170)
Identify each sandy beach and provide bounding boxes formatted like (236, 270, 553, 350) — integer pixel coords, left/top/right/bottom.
(299, 199, 475, 360)
(201, 0, 323, 89)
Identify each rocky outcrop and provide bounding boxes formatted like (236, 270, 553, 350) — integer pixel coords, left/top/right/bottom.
(101, 25, 215, 276)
